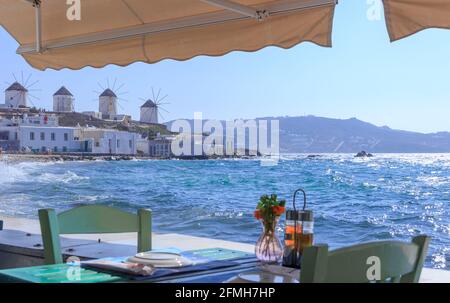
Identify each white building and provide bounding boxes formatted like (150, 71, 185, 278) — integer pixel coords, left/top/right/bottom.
(108, 114, 132, 126)
(99, 89, 117, 119)
(76, 128, 138, 155)
(0, 118, 20, 151)
(138, 134, 177, 157)
(0, 113, 81, 152)
(0, 113, 139, 155)
(140, 100, 158, 124)
(136, 137, 150, 155)
(53, 86, 74, 112)
(18, 126, 83, 153)
(82, 111, 103, 119)
(4, 82, 28, 108)
(20, 113, 59, 127)
(0, 116, 80, 153)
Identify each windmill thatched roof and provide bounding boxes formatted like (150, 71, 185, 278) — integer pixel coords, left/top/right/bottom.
(141, 99, 156, 108)
(5, 82, 27, 92)
(100, 88, 117, 98)
(53, 86, 73, 96)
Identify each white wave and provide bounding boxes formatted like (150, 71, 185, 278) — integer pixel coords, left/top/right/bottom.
(37, 171, 89, 184)
(75, 194, 110, 202)
(362, 182, 378, 188)
(0, 160, 81, 186)
(0, 161, 28, 184)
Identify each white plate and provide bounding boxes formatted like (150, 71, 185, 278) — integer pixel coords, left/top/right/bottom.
(224, 271, 299, 283)
(126, 252, 193, 268)
(134, 251, 182, 261)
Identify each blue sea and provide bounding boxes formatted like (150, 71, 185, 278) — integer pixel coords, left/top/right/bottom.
(1, 154, 449, 269)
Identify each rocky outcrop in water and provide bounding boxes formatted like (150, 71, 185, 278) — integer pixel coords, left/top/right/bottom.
(355, 151, 374, 158)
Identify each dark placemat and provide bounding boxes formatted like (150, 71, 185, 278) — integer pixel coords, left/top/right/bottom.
(81, 259, 240, 281)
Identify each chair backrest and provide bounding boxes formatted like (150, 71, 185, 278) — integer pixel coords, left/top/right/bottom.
(300, 235, 430, 283)
(38, 205, 152, 264)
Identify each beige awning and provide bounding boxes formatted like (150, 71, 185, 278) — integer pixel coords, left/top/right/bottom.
(0, 0, 337, 70)
(2, 1, 450, 71)
(383, 0, 450, 42)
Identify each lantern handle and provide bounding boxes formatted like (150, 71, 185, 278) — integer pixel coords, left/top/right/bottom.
(293, 188, 307, 211)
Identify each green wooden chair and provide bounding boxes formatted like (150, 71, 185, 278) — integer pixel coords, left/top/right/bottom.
(300, 235, 430, 283)
(38, 205, 152, 265)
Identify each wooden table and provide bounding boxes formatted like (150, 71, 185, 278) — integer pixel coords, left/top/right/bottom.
(0, 248, 258, 283)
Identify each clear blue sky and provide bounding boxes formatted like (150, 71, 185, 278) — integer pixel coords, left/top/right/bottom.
(1, 0, 449, 133)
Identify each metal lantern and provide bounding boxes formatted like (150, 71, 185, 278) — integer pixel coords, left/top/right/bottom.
(282, 188, 314, 269)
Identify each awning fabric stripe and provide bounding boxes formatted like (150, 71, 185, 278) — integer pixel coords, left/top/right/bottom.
(0, 0, 336, 70)
(383, 0, 450, 42)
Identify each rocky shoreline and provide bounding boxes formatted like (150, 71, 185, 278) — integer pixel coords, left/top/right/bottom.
(0, 153, 257, 163)
(0, 153, 138, 163)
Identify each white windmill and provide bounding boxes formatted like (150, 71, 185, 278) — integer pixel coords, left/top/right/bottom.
(3, 73, 40, 109)
(139, 88, 169, 124)
(94, 79, 128, 119)
(53, 86, 74, 112)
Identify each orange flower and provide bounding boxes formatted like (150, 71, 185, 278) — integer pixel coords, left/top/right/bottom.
(272, 206, 286, 216)
(254, 210, 263, 220)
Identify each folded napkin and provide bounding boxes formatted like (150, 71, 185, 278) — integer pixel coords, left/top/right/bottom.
(81, 260, 155, 276)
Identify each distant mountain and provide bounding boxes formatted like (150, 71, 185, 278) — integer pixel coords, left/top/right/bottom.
(166, 116, 450, 153)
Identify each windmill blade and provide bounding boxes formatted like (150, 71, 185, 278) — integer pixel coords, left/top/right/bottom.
(28, 92, 40, 109)
(156, 88, 161, 102)
(112, 78, 117, 91)
(12, 73, 18, 82)
(118, 97, 129, 103)
(156, 101, 170, 106)
(28, 93, 39, 105)
(27, 79, 39, 89)
(21, 71, 24, 85)
(156, 94, 168, 104)
(24, 74, 32, 87)
(151, 87, 155, 101)
(117, 102, 125, 111)
(158, 111, 166, 122)
(28, 93, 40, 100)
(97, 82, 105, 91)
(27, 98, 36, 108)
(116, 83, 125, 92)
(158, 107, 169, 114)
(107, 78, 110, 89)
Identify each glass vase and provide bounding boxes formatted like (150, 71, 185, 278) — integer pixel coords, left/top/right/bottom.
(255, 219, 283, 263)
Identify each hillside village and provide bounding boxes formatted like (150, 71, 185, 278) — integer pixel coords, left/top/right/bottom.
(0, 82, 177, 158)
